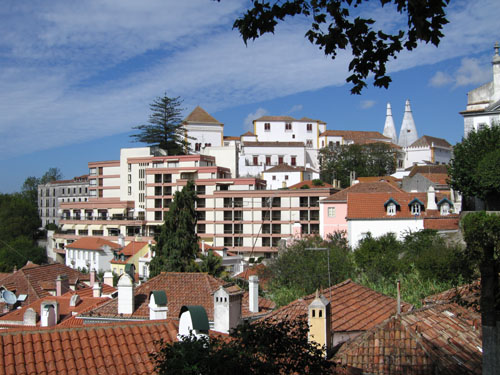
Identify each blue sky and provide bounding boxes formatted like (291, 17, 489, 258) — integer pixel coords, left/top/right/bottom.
(1, 0, 499, 193)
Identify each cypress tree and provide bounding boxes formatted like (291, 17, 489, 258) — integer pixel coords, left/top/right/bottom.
(150, 180, 199, 276)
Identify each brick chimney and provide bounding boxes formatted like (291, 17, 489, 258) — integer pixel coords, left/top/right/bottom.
(56, 275, 69, 296)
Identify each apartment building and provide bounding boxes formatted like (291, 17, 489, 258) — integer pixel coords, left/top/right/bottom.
(38, 175, 89, 227)
(53, 146, 335, 260)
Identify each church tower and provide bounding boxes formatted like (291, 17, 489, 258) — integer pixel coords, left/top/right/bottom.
(383, 103, 397, 144)
(398, 99, 418, 148)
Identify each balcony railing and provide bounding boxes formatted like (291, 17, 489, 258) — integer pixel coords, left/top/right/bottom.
(61, 215, 145, 221)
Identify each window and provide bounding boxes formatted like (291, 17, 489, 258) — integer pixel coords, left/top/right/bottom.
(328, 207, 336, 218)
(387, 203, 396, 216)
(411, 204, 421, 215)
(278, 156, 283, 165)
(285, 123, 292, 131)
(306, 139, 313, 148)
(272, 176, 276, 180)
(253, 156, 258, 165)
(128, 164, 131, 172)
(440, 203, 450, 215)
(195, 143, 201, 151)
(291, 156, 296, 166)
(264, 123, 271, 131)
(307, 123, 312, 132)
(285, 175, 288, 180)
(322, 141, 324, 147)
(128, 186, 131, 195)
(265, 156, 271, 166)
(128, 174, 132, 183)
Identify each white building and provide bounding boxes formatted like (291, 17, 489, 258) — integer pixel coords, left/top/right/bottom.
(65, 237, 121, 272)
(461, 43, 500, 137)
(261, 164, 319, 190)
(401, 135, 452, 169)
(182, 106, 224, 152)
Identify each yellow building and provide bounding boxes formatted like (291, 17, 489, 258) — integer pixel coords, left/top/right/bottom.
(110, 241, 151, 280)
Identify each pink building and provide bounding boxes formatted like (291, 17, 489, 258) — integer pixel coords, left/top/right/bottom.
(319, 181, 404, 239)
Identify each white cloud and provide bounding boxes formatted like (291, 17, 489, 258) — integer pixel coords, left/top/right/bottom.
(0, 0, 499, 159)
(244, 108, 268, 132)
(287, 104, 303, 114)
(429, 71, 454, 87)
(360, 100, 376, 109)
(454, 57, 491, 87)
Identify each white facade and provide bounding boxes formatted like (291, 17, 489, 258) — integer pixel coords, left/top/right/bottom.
(253, 117, 326, 147)
(348, 218, 424, 249)
(65, 245, 115, 272)
(461, 43, 500, 136)
(262, 166, 319, 190)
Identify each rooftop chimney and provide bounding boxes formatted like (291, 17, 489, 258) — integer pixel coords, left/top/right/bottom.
(90, 268, 96, 288)
(56, 275, 69, 297)
(308, 290, 331, 357)
(118, 234, 125, 247)
(40, 301, 59, 327)
(427, 186, 437, 210)
(23, 308, 37, 326)
(149, 291, 168, 320)
(103, 271, 114, 287)
(93, 282, 102, 298)
(249, 276, 259, 313)
(117, 274, 134, 315)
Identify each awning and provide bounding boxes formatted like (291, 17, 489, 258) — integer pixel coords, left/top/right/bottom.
(106, 225, 120, 229)
(109, 208, 126, 215)
(62, 224, 75, 230)
(88, 225, 103, 231)
(75, 224, 88, 230)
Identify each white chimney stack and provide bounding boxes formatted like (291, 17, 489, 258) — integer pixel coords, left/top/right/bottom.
(93, 282, 102, 298)
(249, 276, 259, 313)
(117, 274, 135, 315)
(90, 269, 96, 288)
(427, 186, 437, 210)
(149, 291, 168, 320)
(118, 234, 125, 247)
(103, 271, 114, 287)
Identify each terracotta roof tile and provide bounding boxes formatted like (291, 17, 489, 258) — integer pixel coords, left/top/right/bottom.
(262, 280, 410, 333)
(408, 164, 448, 177)
(118, 241, 149, 257)
(321, 181, 403, 203)
(243, 141, 305, 147)
(288, 180, 333, 189)
(66, 237, 121, 251)
(0, 320, 178, 375)
(183, 106, 222, 124)
(419, 172, 449, 185)
(320, 130, 391, 143)
(409, 135, 452, 148)
(423, 280, 481, 313)
(334, 303, 481, 375)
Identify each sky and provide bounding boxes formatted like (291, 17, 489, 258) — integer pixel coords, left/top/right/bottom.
(0, 0, 499, 193)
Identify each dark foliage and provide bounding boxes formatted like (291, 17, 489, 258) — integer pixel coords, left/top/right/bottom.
(232, 0, 449, 94)
(152, 318, 335, 375)
(150, 180, 199, 276)
(130, 94, 187, 155)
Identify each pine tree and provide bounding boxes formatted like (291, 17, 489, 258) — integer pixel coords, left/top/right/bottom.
(150, 180, 199, 276)
(130, 94, 187, 155)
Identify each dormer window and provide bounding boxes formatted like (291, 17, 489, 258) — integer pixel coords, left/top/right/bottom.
(411, 204, 421, 215)
(437, 198, 454, 216)
(384, 198, 400, 216)
(387, 203, 396, 216)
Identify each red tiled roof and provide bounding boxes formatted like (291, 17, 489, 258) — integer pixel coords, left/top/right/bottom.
(120, 241, 149, 257)
(288, 180, 333, 189)
(241, 131, 255, 136)
(423, 216, 459, 230)
(243, 141, 305, 147)
(66, 237, 121, 250)
(356, 176, 401, 186)
(183, 106, 222, 124)
(409, 135, 452, 148)
(0, 290, 109, 327)
(0, 320, 179, 375)
(347, 191, 458, 220)
(321, 181, 403, 203)
(83, 272, 274, 322)
(254, 115, 296, 122)
(320, 130, 391, 142)
(334, 303, 482, 375)
(262, 280, 410, 332)
(223, 136, 240, 141)
(423, 280, 481, 312)
(408, 164, 448, 177)
(0, 264, 89, 308)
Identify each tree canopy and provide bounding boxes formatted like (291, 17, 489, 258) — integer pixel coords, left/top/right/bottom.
(233, 0, 450, 94)
(152, 318, 335, 375)
(150, 180, 199, 276)
(449, 124, 500, 209)
(319, 143, 397, 187)
(130, 94, 187, 155)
